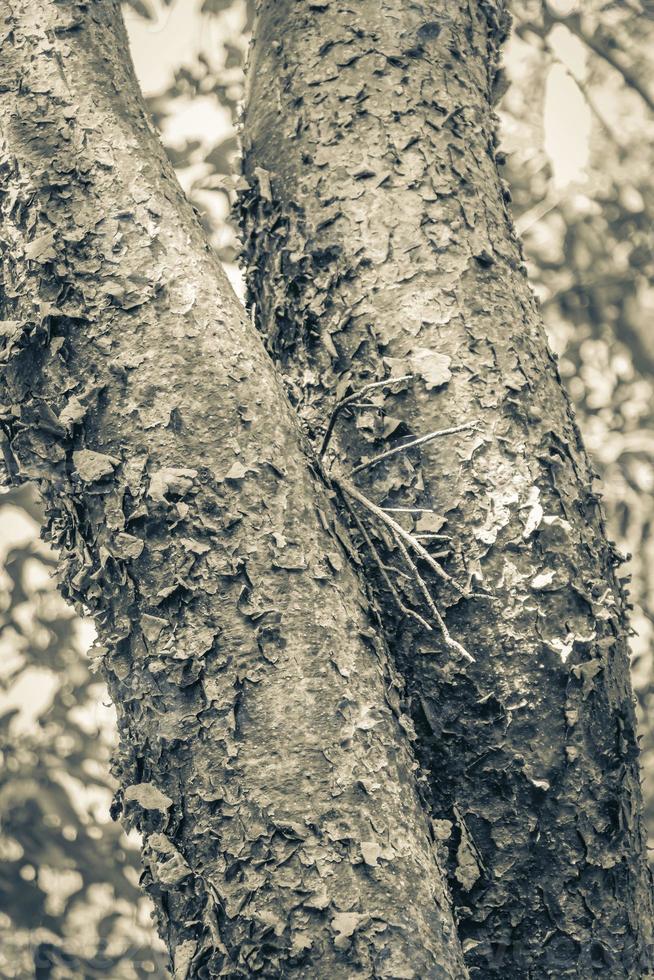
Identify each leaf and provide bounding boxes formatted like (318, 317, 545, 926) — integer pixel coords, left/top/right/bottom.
(415, 512, 446, 534)
(304, 887, 330, 910)
(360, 841, 381, 866)
(531, 570, 556, 590)
(148, 467, 198, 502)
(455, 829, 480, 892)
(141, 614, 168, 642)
(59, 395, 87, 429)
(179, 537, 211, 555)
(72, 449, 119, 482)
(331, 911, 367, 948)
(149, 833, 192, 886)
(254, 166, 272, 202)
(572, 658, 603, 696)
(124, 783, 173, 812)
(113, 532, 145, 560)
(173, 941, 198, 980)
(25, 231, 56, 262)
(224, 461, 248, 480)
(409, 348, 452, 390)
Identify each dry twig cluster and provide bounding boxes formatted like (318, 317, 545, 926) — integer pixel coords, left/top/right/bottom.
(320, 376, 486, 662)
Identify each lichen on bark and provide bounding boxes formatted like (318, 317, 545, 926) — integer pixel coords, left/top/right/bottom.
(0, 1, 467, 976)
(239, 0, 654, 975)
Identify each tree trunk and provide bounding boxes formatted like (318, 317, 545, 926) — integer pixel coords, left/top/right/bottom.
(0, 2, 466, 976)
(239, 0, 654, 975)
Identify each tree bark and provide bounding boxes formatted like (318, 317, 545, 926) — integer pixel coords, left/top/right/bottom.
(0, 2, 466, 976)
(239, 0, 654, 975)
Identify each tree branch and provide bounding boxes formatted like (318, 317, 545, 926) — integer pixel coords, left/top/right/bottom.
(351, 420, 479, 475)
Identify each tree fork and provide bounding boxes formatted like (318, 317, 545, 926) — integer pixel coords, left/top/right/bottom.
(0, 1, 467, 976)
(239, 0, 654, 974)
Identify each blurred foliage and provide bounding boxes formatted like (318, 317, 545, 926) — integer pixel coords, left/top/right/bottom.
(125, 0, 253, 264)
(0, 487, 167, 977)
(1, 0, 654, 974)
(502, 0, 654, 841)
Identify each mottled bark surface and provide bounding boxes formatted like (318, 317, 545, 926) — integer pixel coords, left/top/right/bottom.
(0, 2, 467, 976)
(240, 0, 654, 975)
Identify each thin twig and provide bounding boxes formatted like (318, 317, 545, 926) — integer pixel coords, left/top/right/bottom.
(351, 420, 479, 476)
(318, 374, 486, 661)
(392, 530, 474, 662)
(320, 374, 414, 457)
(337, 476, 470, 598)
(380, 562, 411, 582)
(344, 494, 434, 633)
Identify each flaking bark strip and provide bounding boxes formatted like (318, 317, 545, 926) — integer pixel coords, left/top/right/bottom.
(239, 0, 654, 975)
(0, 2, 467, 976)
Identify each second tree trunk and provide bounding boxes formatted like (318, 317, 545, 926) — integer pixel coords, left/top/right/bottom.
(240, 0, 654, 975)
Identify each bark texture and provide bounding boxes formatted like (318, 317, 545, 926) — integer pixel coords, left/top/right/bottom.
(0, 2, 467, 976)
(240, 1, 654, 975)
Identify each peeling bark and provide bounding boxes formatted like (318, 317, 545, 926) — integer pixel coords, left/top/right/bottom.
(0, 2, 467, 976)
(240, 0, 654, 975)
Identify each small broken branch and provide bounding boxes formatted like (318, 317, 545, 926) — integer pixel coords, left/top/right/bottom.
(392, 529, 474, 663)
(344, 497, 435, 633)
(351, 420, 479, 476)
(335, 476, 479, 661)
(318, 373, 487, 662)
(337, 476, 470, 599)
(380, 561, 411, 582)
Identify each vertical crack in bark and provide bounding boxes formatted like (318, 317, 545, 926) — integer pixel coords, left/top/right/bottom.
(0, 1, 467, 975)
(239, 0, 654, 975)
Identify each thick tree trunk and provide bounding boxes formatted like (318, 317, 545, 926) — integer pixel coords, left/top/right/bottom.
(0, 2, 466, 976)
(239, 0, 654, 975)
